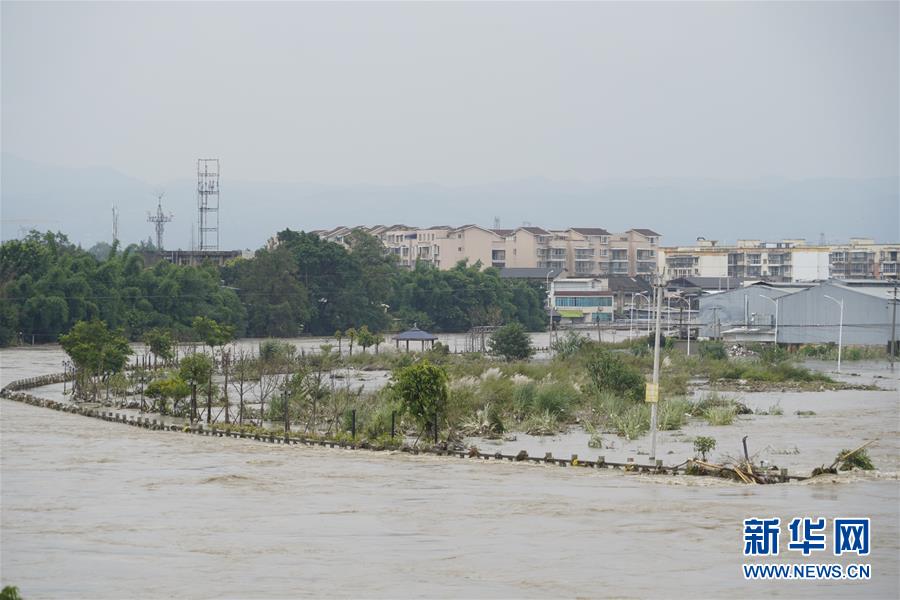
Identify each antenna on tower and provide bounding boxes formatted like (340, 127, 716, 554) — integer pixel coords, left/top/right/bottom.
(197, 158, 220, 251)
(112, 205, 119, 244)
(147, 193, 174, 250)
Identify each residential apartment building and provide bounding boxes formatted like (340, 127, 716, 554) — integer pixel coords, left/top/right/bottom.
(659, 239, 831, 282)
(549, 278, 615, 324)
(660, 237, 899, 282)
(312, 225, 661, 277)
(828, 238, 900, 280)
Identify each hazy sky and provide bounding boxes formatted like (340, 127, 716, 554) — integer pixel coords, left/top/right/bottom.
(2, 1, 898, 186)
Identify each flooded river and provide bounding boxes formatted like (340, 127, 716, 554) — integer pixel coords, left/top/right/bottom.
(2, 345, 899, 598)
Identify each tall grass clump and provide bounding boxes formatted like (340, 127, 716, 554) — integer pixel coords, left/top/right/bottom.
(704, 405, 737, 426)
(657, 397, 692, 431)
(611, 404, 650, 440)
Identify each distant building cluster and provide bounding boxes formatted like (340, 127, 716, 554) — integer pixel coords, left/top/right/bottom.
(313, 224, 660, 278)
(313, 225, 899, 285)
(660, 237, 899, 282)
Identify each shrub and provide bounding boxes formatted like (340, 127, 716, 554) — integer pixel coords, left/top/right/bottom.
(583, 347, 645, 402)
(698, 340, 727, 360)
(837, 448, 875, 471)
(488, 323, 534, 361)
(552, 331, 590, 360)
(533, 382, 579, 420)
(393, 360, 449, 440)
(693, 436, 717, 460)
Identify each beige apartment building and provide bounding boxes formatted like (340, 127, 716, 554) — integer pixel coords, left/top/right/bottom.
(312, 225, 661, 277)
(659, 237, 900, 282)
(828, 238, 900, 279)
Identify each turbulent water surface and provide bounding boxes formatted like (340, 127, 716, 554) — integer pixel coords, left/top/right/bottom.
(1, 345, 899, 599)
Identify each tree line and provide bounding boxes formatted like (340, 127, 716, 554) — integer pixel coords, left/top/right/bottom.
(0, 229, 547, 346)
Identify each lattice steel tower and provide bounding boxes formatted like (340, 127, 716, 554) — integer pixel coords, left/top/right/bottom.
(147, 194, 173, 250)
(197, 158, 220, 250)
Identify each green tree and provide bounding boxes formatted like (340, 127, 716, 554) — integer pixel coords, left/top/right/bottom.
(143, 327, 175, 368)
(488, 322, 534, 361)
(145, 374, 190, 415)
(179, 353, 214, 386)
(192, 316, 235, 349)
(393, 360, 449, 443)
(59, 319, 132, 397)
(345, 327, 357, 356)
(356, 325, 376, 353)
(0, 585, 23, 600)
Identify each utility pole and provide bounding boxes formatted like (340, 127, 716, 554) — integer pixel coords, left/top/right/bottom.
(890, 285, 897, 371)
(649, 273, 664, 460)
(546, 270, 555, 353)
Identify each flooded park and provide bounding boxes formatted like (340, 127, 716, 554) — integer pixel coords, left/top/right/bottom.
(1, 340, 898, 599)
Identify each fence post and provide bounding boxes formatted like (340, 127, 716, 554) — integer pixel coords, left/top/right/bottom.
(391, 411, 396, 440)
(351, 409, 356, 440)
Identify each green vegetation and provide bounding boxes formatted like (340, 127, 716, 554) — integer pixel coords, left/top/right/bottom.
(59, 319, 132, 399)
(799, 344, 887, 361)
(836, 448, 875, 471)
(583, 347, 645, 402)
(0, 231, 244, 346)
(488, 322, 534, 361)
(393, 360, 449, 442)
(704, 405, 737, 426)
(1, 229, 548, 346)
(0, 586, 22, 600)
(143, 327, 175, 366)
(693, 436, 717, 460)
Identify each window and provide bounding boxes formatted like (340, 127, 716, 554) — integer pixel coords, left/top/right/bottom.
(555, 296, 613, 307)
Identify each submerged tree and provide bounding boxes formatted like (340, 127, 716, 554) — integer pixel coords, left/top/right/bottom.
(393, 360, 449, 444)
(143, 327, 175, 369)
(59, 319, 132, 399)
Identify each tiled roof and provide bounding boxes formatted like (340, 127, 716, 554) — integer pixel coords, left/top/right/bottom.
(519, 226, 550, 235)
(571, 227, 610, 236)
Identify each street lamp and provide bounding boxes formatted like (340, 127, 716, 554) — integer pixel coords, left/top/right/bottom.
(759, 295, 779, 345)
(546, 269, 555, 351)
(823, 295, 844, 373)
(675, 296, 692, 356)
(635, 292, 651, 335)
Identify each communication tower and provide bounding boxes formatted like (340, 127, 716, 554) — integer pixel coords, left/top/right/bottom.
(197, 158, 220, 251)
(112, 205, 120, 243)
(147, 194, 174, 250)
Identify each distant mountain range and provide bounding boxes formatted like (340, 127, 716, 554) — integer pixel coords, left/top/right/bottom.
(2, 153, 897, 250)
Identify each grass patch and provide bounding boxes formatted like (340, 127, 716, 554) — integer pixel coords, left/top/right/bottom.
(704, 405, 736, 426)
(657, 397, 692, 431)
(611, 404, 650, 440)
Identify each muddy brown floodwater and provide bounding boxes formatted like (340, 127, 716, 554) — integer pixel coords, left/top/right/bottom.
(1, 346, 899, 599)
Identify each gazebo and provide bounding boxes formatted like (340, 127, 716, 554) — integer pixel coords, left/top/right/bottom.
(392, 325, 439, 352)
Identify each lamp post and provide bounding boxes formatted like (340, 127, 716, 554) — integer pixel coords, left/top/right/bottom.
(823, 295, 844, 373)
(546, 269, 555, 352)
(675, 296, 692, 356)
(635, 292, 651, 335)
(629, 292, 635, 338)
(759, 295, 779, 345)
